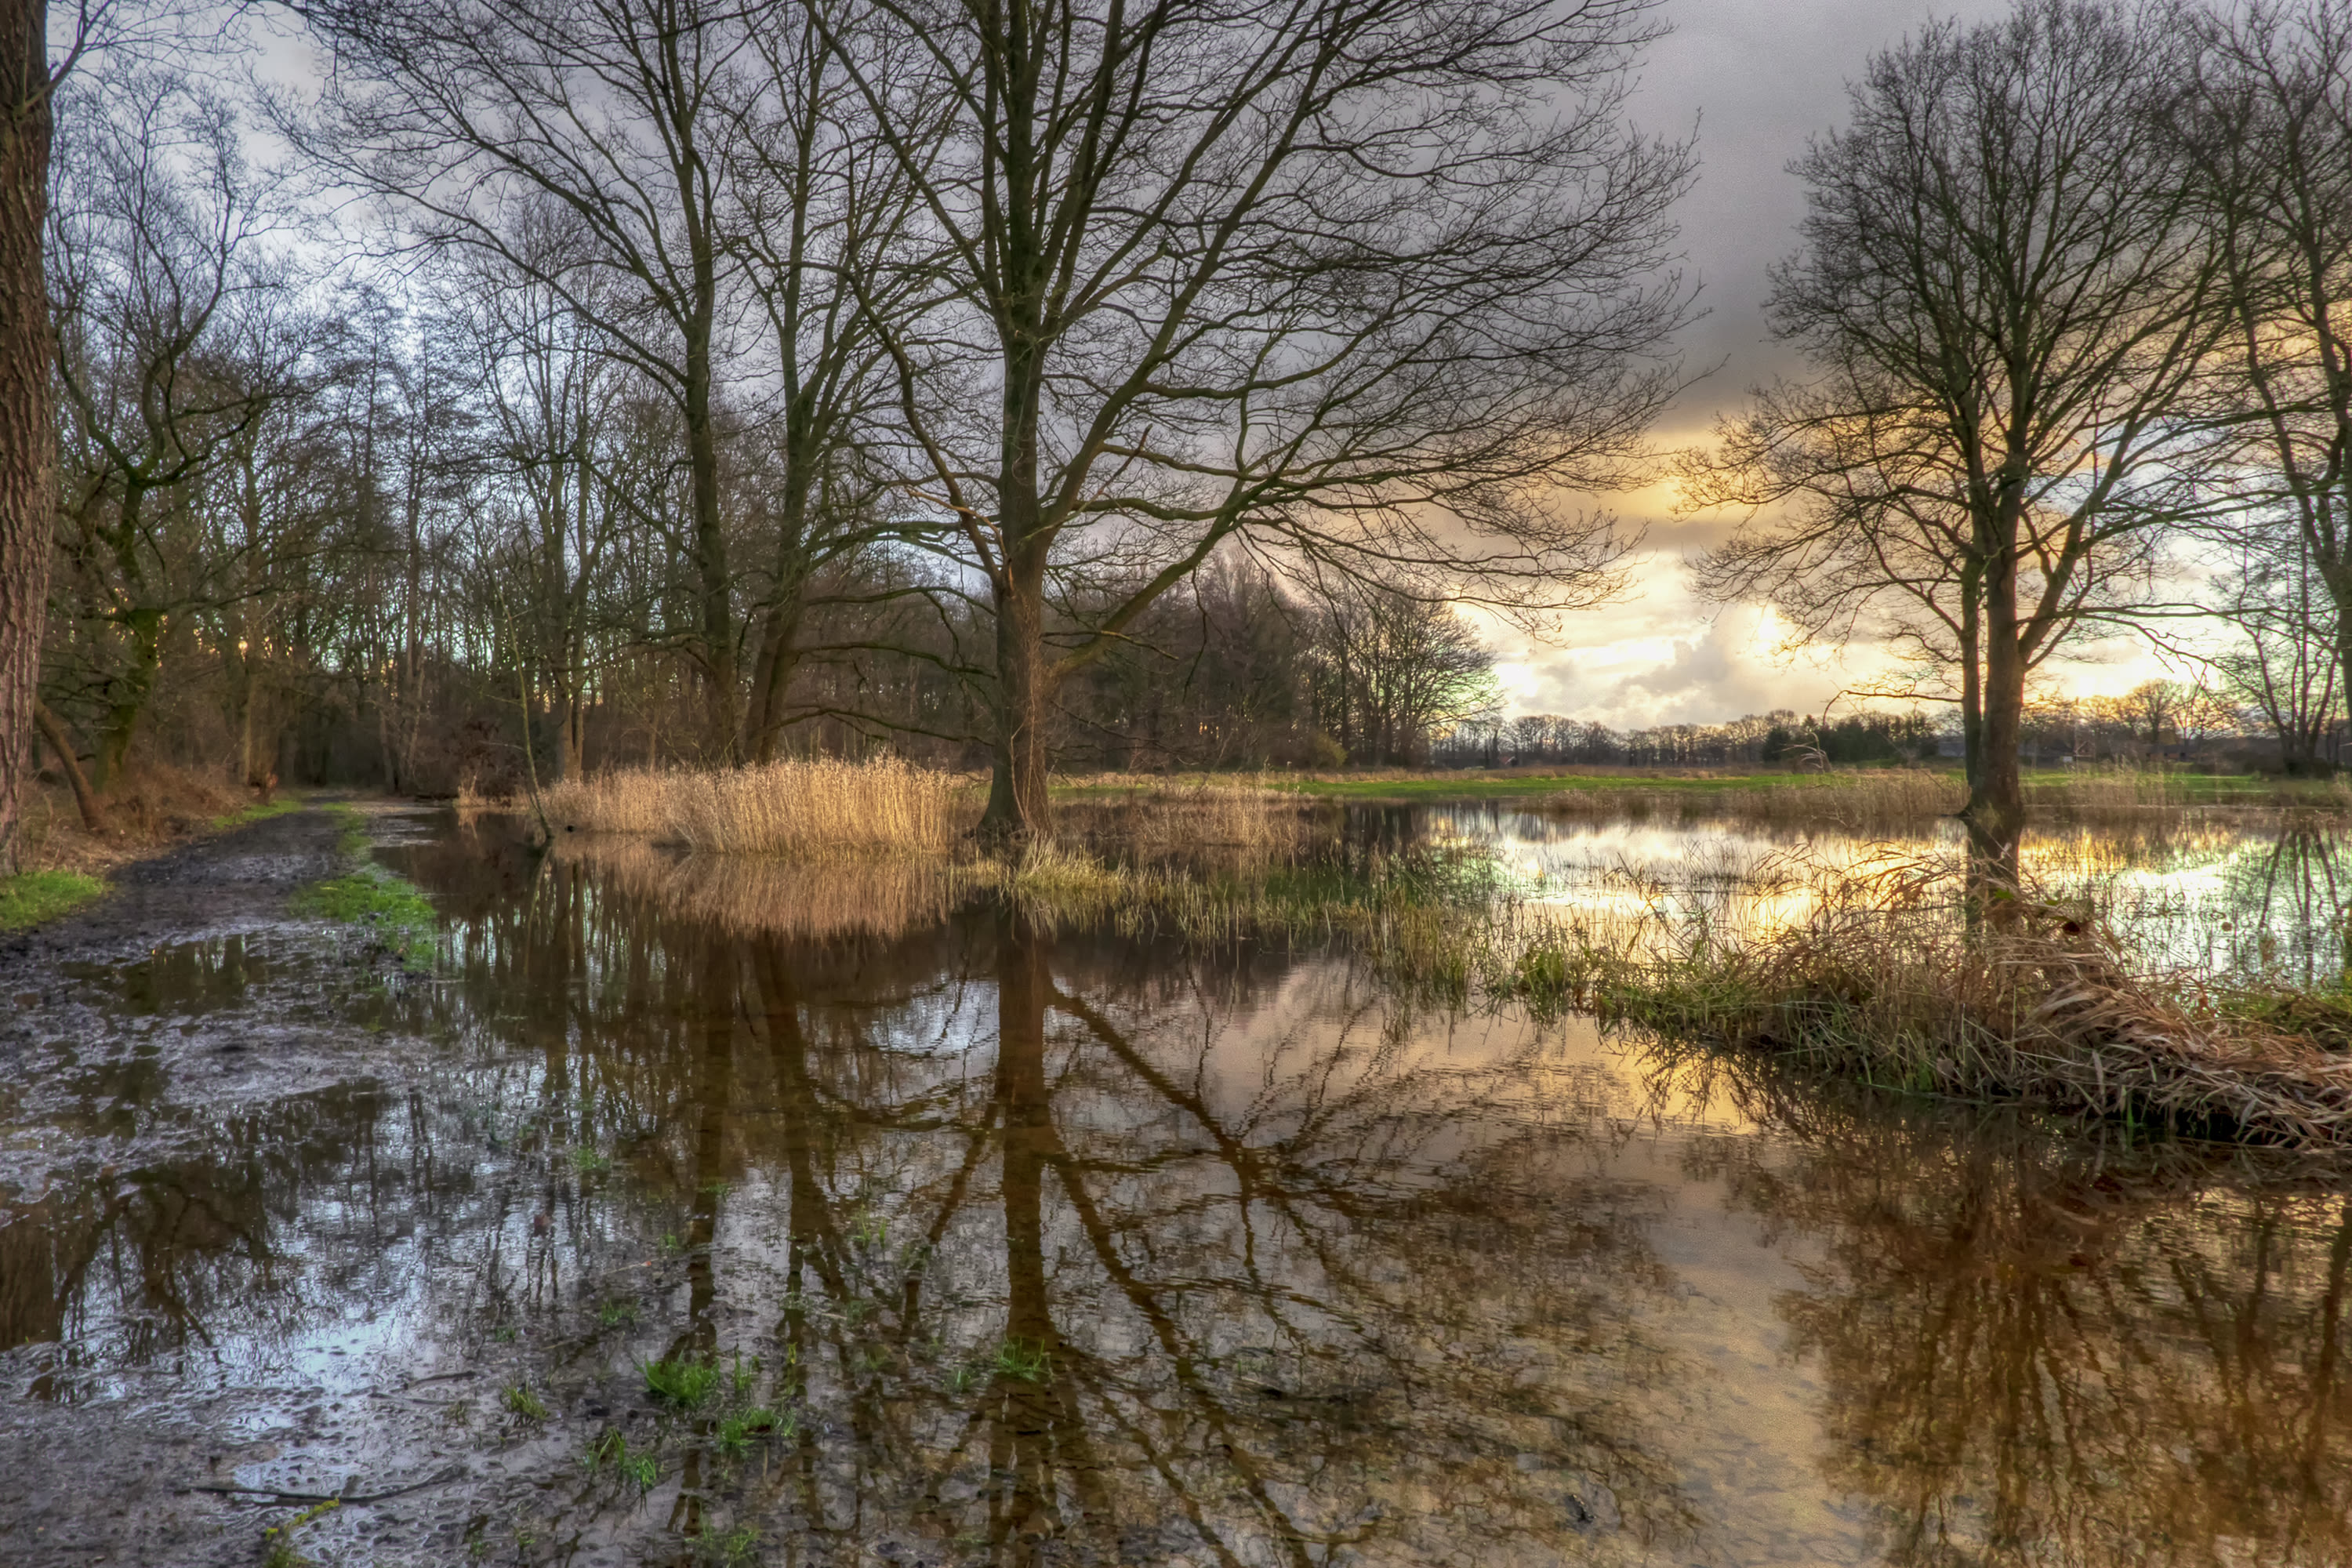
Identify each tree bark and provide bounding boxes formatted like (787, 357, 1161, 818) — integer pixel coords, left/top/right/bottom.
(978, 315, 1053, 841)
(980, 543, 1051, 843)
(1965, 468, 2028, 843)
(742, 604, 801, 765)
(0, 0, 51, 875)
(94, 607, 161, 791)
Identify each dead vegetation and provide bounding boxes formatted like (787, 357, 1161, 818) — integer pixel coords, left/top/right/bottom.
(510, 759, 2352, 1148)
(550, 837, 965, 943)
(539, 758, 974, 855)
(531, 760, 1314, 862)
(17, 764, 263, 877)
(1554, 852, 2352, 1148)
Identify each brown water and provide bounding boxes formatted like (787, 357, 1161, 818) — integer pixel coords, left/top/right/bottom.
(5, 808, 2352, 1566)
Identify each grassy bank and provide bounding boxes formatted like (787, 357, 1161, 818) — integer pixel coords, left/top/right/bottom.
(1093, 764, 2352, 817)
(514, 757, 2352, 1148)
(0, 869, 107, 929)
(1515, 855, 2352, 1149)
(976, 833, 2352, 1149)
(0, 775, 310, 935)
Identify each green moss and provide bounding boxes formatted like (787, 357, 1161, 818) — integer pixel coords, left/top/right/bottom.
(292, 863, 438, 970)
(0, 869, 106, 929)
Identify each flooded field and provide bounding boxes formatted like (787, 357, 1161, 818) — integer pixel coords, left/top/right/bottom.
(5, 805, 2352, 1566)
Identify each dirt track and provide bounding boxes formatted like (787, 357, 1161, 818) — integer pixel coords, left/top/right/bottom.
(0, 800, 501, 1568)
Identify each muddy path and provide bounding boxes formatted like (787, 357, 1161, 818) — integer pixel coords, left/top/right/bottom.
(0, 799, 527, 1568)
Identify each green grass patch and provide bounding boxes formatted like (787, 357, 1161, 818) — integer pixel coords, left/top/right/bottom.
(292, 862, 438, 969)
(0, 869, 106, 929)
(586, 1429, 659, 1489)
(2223, 986, 2352, 1053)
(641, 1354, 721, 1409)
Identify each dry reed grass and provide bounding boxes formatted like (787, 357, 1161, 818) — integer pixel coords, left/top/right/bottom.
(540, 758, 976, 855)
(1558, 852, 2352, 1148)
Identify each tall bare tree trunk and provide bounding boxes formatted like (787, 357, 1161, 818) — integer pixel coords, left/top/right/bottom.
(0, 0, 50, 875)
(981, 539, 1051, 843)
(978, 331, 1051, 843)
(1972, 547, 2028, 843)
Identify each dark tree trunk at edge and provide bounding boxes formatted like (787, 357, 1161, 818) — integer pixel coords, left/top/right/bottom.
(0, 0, 49, 875)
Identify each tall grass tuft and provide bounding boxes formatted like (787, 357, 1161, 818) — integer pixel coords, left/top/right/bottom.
(541, 757, 975, 855)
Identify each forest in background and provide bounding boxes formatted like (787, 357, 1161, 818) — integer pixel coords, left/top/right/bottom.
(13, 0, 2352, 855)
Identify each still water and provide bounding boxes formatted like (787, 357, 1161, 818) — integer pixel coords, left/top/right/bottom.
(5, 808, 2352, 1566)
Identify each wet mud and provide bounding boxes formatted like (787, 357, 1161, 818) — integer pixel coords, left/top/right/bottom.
(0, 803, 478, 1568)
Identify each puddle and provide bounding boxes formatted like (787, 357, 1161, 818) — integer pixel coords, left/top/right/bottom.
(2, 809, 2350, 1565)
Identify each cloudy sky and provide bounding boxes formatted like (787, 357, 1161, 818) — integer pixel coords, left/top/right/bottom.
(1490, 0, 2174, 728)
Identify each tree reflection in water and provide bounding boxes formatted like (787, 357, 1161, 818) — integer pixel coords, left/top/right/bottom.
(7, 816, 2352, 1566)
(1667, 1053, 2352, 1567)
(439, 831, 1707, 1564)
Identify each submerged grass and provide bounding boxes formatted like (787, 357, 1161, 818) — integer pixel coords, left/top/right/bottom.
(0, 869, 106, 929)
(641, 1354, 721, 1409)
(293, 863, 438, 970)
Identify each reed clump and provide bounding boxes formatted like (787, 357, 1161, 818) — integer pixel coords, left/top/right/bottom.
(1555, 853, 2352, 1148)
(540, 757, 975, 855)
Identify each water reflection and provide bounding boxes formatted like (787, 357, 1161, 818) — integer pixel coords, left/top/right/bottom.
(1683, 1096, 2352, 1566)
(416, 829, 1717, 1562)
(1419, 802, 2352, 982)
(2, 815, 2352, 1566)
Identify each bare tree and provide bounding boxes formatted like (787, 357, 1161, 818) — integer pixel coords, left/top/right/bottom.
(2210, 529, 2341, 768)
(729, 4, 935, 760)
(822, 0, 1690, 838)
(1687, 0, 2229, 847)
(1305, 579, 1498, 767)
(292, 0, 757, 758)
(47, 65, 299, 787)
(2176, 0, 2352, 728)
